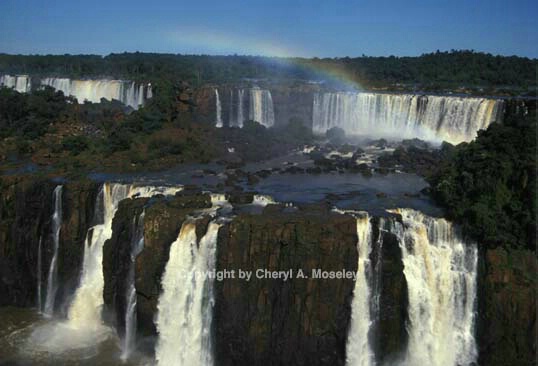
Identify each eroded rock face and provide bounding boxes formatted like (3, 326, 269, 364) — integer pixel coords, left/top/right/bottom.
(214, 208, 358, 366)
(477, 247, 537, 366)
(0, 177, 55, 306)
(102, 192, 213, 336)
(0, 177, 99, 309)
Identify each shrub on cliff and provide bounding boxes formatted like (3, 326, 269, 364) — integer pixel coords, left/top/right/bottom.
(428, 113, 536, 250)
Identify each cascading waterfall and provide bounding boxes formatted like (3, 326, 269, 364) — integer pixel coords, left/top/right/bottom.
(228, 88, 274, 128)
(0, 74, 32, 93)
(215, 89, 223, 128)
(43, 185, 63, 317)
(249, 87, 275, 128)
(27, 183, 181, 355)
(121, 211, 145, 360)
(40, 78, 152, 109)
(67, 184, 180, 330)
(37, 236, 43, 312)
(389, 209, 478, 366)
(346, 214, 375, 366)
(312, 92, 503, 144)
(237, 89, 245, 128)
(155, 220, 221, 366)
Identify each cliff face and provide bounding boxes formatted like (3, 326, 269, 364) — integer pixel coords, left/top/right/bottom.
(102, 192, 213, 336)
(0, 177, 99, 309)
(477, 247, 537, 366)
(214, 206, 358, 366)
(0, 177, 55, 306)
(0, 178, 536, 365)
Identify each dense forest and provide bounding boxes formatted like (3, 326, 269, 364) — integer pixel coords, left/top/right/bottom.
(0, 50, 536, 93)
(428, 111, 537, 250)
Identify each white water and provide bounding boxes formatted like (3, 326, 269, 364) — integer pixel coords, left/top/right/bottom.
(228, 88, 274, 128)
(40, 78, 151, 109)
(0, 74, 31, 93)
(121, 211, 146, 360)
(37, 236, 43, 312)
(215, 89, 223, 128)
(389, 209, 478, 366)
(155, 221, 221, 366)
(249, 87, 275, 128)
(312, 92, 503, 144)
(43, 185, 63, 317)
(346, 214, 375, 366)
(238, 89, 245, 128)
(252, 194, 276, 206)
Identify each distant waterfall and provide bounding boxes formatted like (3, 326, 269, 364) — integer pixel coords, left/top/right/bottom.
(43, 185, 63, 317)
(237, 89, 245, 128)
(37, 236, 43, 312)
(312, 92, 503, 144)
(389, 209, 478, 366)
(40, 78, 152, 109)
(215, 89, 223, 128)
(155, 221, 221, 366)
(0, 74, 31, 93)
(249, 87, 275, 128)
(66, 184, 181, 330)
(346, 214, 375, 366)
(228, 88, 274, 128)
(121, 211, 145, 360)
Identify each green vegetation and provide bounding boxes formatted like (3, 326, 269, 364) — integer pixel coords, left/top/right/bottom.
(0, 50, 535, 93)
(428, 112, 537, 250)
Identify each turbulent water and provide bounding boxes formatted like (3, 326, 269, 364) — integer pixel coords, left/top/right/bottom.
(312, 92, 503, 144)
(346, 214, 375, 366)
(389, 209, 478, 366)
(155, 221, 221, 366)
(121, 211, 145, 360)
(0, 74, 32, 93)
(343, 209, 478, 366)
(43, 185, 63, 316)
(40, 78, 151, 109)
(37, 236, 43, 312)
(215, 88, 223, 128)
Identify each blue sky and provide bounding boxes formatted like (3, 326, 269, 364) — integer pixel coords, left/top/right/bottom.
(1, 0, 536, 57)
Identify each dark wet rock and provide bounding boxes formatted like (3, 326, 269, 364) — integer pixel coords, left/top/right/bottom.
(214, 209, 358, 366)
(246, 174, 260, 185)
(376, 192, 387, 198)
(103, 192, 213, 336)
(477, 248, 537, 366)
(0, 177, 100, 308)
(228, 191, 255, 205)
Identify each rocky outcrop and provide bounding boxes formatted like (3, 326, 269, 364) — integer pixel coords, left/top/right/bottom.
(477, 247, 537, 366)
(0, 177, 56, 306)
(102, 191, 212, 336)
(214, 205, 358, 366)
(370, 217, 408, 364)
(0, 177, 99, 309)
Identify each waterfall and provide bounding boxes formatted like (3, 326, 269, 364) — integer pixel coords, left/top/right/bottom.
(249, 87, 275, 128)
(312, 92, 503, 144)
(121, 211, 145, 361)
(389, 209, 478, 366)
(237, 89, 245, 128)
(346, 214, 375, 366)
(155, 221, 221, 366)
(215, 89, 223, 128)
(43, 185, 63, 317)
(66, 183, 181, 330)
(0, 74, 31, 93)
(40, 78, 151, 109)
(37, 236, 43, 312)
